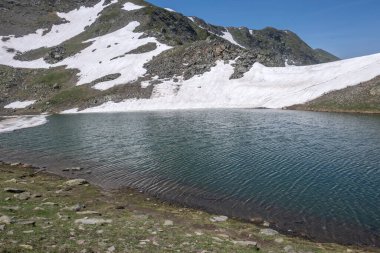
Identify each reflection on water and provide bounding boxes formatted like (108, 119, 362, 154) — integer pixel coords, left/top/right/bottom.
(1, 109, 380, 246)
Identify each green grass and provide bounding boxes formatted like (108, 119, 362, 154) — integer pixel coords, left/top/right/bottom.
(48, 86, 96, 106)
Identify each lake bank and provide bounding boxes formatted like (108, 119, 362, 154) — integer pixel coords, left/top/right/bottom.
(1, 110, 380, 248)
(0, 162, 377, 253)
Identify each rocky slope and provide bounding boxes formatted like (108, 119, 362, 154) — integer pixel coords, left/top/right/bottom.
(0, 0, 378, 115)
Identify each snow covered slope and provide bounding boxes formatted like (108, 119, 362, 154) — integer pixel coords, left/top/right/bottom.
(0, 1, 170, 90)
(62, 53, 380, 112)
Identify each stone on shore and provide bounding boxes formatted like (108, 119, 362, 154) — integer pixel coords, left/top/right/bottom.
(163, 220, 174, 226)
(0, 215, 12, 224)
(210, 216, 228, 222)
(75, 218, 112, 225)
(260, 228, 279, 236)
(63, 179, 88, 187)
(77, 211, 101, 216)
(233, 240, 259, 248)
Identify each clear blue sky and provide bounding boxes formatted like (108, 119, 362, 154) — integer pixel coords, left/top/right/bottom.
(148, 0, 380, 59)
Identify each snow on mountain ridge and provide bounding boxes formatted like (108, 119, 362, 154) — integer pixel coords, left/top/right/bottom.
(61, 53, 380, 113)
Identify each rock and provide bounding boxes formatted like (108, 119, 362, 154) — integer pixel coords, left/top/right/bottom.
(284, 245, 296, 253)
(19, 244, 33, 250)
(63, 203, 85, 212)
(212, 237, 224, 242)
(260, 228, 279, 236)
(0, 224, 5, 231)
(17, 220, 36, 226)
(62, 167, 83, 172)
(275, 237, 284, 243)
(233, 240, 259, 248)
(2, 206, 20, 211)
(10, 163, 21, 166)
(63, 179, 88, 187)
(210, 215, 228, 222)
(76, 211, 101, 216)
(4, 179, 18, 183)
(163, 220, 173, 226)
(4, 188, 26, 193)
(22, 230, 34, 234)
(0, 215, 12, 224)
(33, 207, 45, 211)
(107, 246, 116, 253)
(14, 192, 31, 200)
(74, 218, 112, 225)
(263, 221, 270, 227)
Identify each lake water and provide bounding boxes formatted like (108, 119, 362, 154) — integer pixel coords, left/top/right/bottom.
(1, 109, 379, 247)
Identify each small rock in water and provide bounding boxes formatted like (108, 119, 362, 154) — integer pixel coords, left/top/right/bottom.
(0, 215, 12, 224)
(63, 167, 83, 172)
(210, 215, 228, 222)
(260, 228, 279, 236)
(75, 218, 112, 225)
(4, 188, 26, 194)
(63, 179, 88, 187)
(163, 220, 174, 226)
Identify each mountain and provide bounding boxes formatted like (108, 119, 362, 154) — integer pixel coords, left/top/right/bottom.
(0, 0, 378, 114)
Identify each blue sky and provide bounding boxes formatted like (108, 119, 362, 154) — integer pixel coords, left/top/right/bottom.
(148, 0, 380, 59)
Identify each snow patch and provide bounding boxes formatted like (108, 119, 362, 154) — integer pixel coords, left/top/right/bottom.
(56, 21, 171, 90)
(0, 0, 115, 54)
(0, 115, 48, 133)
(4, 101, 36, 109)
(220, 30, 246, 49)
(61, 53, 380, 112)
(61, 108, 79, 114)
(188, 17, 195, 22)
(123, 2, 145, 11)
(165, 8, 176, 12)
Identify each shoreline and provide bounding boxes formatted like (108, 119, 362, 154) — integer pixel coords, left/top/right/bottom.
(0, 161, 378, 252)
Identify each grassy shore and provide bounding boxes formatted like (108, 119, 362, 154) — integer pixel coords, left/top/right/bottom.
(0, 163, 378, 253)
